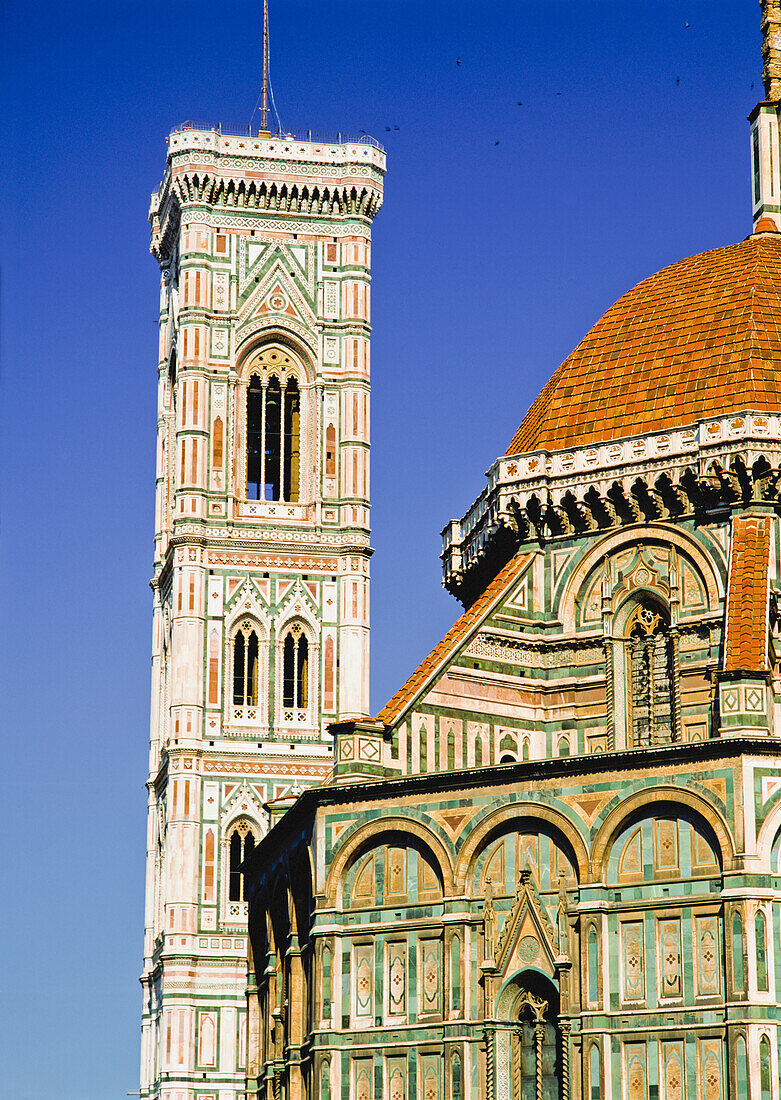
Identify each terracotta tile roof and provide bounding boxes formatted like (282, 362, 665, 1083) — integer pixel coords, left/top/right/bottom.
(723, 513, 772, 672)
(506, 234, 781, 455)
(376, 552, 534, 725)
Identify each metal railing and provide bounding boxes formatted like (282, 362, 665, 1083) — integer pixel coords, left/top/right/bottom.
(171, 121, 384, 150)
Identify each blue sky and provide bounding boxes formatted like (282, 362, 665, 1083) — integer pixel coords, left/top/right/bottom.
(0, 1, 763, 1095)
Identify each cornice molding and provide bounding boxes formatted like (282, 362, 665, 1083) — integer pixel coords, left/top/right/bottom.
(443, 411, 781, 602)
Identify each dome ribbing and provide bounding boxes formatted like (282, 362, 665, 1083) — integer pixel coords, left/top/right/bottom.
(507, 234, 781, 456)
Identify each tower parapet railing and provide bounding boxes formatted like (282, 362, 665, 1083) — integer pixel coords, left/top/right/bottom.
(171, 120, 385, 150)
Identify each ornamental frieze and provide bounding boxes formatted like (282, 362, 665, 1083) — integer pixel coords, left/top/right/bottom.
(207, 552, 338, 570)
(463, 633, 604, 668)
(202, 760, 330, 775)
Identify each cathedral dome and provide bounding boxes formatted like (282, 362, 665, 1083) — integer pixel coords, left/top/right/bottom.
(506, 231, 781, 456)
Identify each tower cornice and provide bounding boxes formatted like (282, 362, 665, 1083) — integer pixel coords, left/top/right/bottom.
(150, 125, 386, 261)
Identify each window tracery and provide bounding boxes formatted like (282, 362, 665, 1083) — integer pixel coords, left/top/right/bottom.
(283, 626, 308, 710)
(626, 599, 676, 747)
(278, 621, 315, 726)
(232, 621, 259, 712)
(229, 618, 265, 725)
(500, 977, 565, 1100)
(244, 346, 302, 502)
(223, 818, 259, 922)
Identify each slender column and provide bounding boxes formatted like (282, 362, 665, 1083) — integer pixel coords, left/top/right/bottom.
(603, 639, 615, 750)
(535, 1023, 545, 1100)
(560, 1022, 571, 1100)
(485, 1027, 495, 1100)
(228, 373, 241, 516)
(670, 627, 682, 742)
(279, 380, 287, 501)
(647, 638, 656, 746)
(260, 382, 267, 500)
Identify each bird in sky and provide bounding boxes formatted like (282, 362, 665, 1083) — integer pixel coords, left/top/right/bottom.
(495, 140, 500, 145)
(685, 22, 690, 28)
(676, 76, 680, 85)
(517, 101, 523, 106)
(456, 57, 461, 66)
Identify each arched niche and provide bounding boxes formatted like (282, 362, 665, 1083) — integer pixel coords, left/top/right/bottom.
(324, 817, 454, 907)
(557, 525, 725, 634)
(471, 822, 578, 904)
(344, 841, 444, 910)
(493, 970, 565, 1100)
(590, 787, 735, 882)
(454, 803, 588, 892)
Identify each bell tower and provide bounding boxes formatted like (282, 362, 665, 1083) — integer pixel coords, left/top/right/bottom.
(140, 124, 385, 1098)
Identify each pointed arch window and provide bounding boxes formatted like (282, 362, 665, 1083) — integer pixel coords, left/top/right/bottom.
(246, 372, 300, 502)
(756, 909, 769, 992)
(233, 623, 259, 707)
(627, 600, 675, 747)
(228, 823, 256, 902)
(283, 627, 309, 709)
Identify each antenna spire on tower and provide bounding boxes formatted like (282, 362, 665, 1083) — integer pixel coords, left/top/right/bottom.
(261, 0, 270, 133)
(761, 0, 781, 100)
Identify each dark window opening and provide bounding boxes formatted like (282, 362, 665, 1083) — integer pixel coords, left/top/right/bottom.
(282, 630, 309, 709)
(233, 628, 259, 706)
(228, 827, 256, 902)
(246, 372, 300, 502)
(628, 601, 675, 747)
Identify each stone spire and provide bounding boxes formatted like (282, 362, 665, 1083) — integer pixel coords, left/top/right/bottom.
(761, 0, 781, 100)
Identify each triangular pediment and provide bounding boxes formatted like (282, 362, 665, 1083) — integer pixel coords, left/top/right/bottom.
(221, 779, 266, 832)
(494, 870, 560, 978)
(276, 577, 318, 628)
(239, 258, 315, 325)
(238, 241, 315, 307)
(225, 577, 270, 625)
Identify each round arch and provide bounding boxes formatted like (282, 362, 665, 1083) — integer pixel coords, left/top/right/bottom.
(755, 795, 781, 870)
(589, 786, 736, 881)
(556, 524, 725, 632)
(324, 815, 455, 907)
(236, 326, 316, 381)
(453, 801, 589, 890)
(496, 967, 560, 1020)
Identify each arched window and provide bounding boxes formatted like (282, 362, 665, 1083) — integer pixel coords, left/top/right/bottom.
(588, 925, 599, 1004)
(732, 910, 745, 991)
(736, 1035, 748, 1097)
(451, 1053, 462, 1100)
(508, 977, 563, 1100)
(756, 909, 769, 992)
(228, 822, 257, 902)
(246, 371, 300, 502)
(590, 1044, 601, 1100)
(233, 623, 259, 707)
(626, 600, 675, 747)
(282, 626, 309, 710)
(168, 347, 177, 392)
(760, 1034, 772, 1100)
